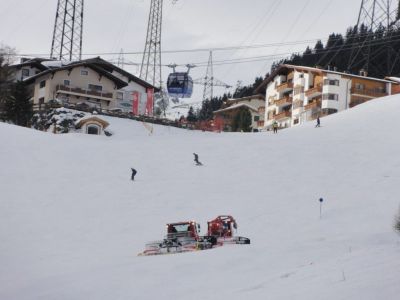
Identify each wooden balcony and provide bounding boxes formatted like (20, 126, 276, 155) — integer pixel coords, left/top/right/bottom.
(56, 85, 113, 100)
(276, 82, 294, 93)
(273, 111, 291, 120)
(292, 100, 303, 110)
(304, 100, 321, 111)
(351, 87, 387, 98)
(268, 96, 277, 105)
(305, 84, 323, 98)
(274, 96, 293, 107)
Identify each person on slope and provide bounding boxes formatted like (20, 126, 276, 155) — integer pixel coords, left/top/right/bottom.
(315, 116, 321, 128)
(273, 121, 279, 134)
(131, 168, 137, 181)
(193, 153, 202, 166)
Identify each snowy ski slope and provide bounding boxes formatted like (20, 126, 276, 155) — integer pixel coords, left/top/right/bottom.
(0, 95, 400, 299)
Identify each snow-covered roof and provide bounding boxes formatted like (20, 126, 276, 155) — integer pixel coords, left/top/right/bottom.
(385, 77, 400, 83)
(75, 116, 110, 129)
(214, 103, 259, 114)
(227, 94, 265, 102)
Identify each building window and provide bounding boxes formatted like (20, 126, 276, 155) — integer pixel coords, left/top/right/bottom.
(374, 87, 386, 93)
(322, 93, 338, 101)
(64, 80, 70, 86)
(39, 80, 46, 88)
(323, 79, 339, 86)
(254, 116, 260, 122)
(322, 108, 338, 115)
(87, 124, 100, 135)
(299, 74, 304, 78)
(294, 119, 299, 125)
(355, 83, 365, 90)
(294, 86, 304, 95)
(81, 69, 89, 76)
(22, 69, 30, 77)
(117, 92, 124, 100)
(39, 97, 44, 104)
(88, 84, 103, 91)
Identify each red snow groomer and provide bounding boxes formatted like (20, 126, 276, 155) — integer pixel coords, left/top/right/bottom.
(139, 216, 250, 256)
(139, 221, 215, 256)
(207, 215, 250, 245)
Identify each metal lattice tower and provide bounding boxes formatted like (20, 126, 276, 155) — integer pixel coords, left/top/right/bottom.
(50, 0, 84, 61)
(117, 49, 125, 69)
(203, 51, 214, 101)
(140, 0, 163, 89)
(348, 0, 400, 75)
(193, 51, 231, 101)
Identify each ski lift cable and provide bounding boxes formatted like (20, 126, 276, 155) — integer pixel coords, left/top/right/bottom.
(14, 28, 399, 59)
(113, 34, 400, 70)
(257, 0, 313, 75)
(222, 0, 282, 78)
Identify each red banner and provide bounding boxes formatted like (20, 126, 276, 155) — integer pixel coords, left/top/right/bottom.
(146, 88, 154, 116)
(132, 91, 139, 115)
(213, 116, 224, 132)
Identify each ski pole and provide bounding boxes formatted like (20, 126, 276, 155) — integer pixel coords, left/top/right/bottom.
(319, 198, 324, 219)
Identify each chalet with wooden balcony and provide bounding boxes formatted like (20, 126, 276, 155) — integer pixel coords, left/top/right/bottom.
(256, 64, 400, 130)
(213, 94, 265, 132)
(23, 57, 157, 113)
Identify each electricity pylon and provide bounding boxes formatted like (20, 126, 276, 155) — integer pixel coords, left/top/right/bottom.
(348, 0, 400, 76)
(140, 0, 163, 89)
(193, 51, 231, 101)
(50, 0, 84, 61)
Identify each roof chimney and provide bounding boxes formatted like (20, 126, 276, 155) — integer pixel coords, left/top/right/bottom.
(359, 69, 368, 77)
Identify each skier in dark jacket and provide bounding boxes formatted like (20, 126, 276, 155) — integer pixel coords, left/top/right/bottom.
(193, 153, 202, 166)
(315, 117, 321, 128)
(131, 168, 137, 181)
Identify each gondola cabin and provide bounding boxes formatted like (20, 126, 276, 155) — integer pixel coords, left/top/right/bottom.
(167, 72, 193, 98)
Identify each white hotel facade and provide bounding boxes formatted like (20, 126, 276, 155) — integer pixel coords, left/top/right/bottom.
(258, 65, 400, 129)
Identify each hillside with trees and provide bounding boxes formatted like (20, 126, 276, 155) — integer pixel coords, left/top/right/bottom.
(272, 24, 400, 79)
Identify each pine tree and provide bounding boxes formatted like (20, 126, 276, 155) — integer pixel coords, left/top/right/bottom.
(232, 108, 252, 132)
(187, 106, 197, 122)
(0, 50, 14, 120)
(4, 81, 33, 127)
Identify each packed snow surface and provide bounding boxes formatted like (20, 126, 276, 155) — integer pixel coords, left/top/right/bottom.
(1, 96, 400, 300)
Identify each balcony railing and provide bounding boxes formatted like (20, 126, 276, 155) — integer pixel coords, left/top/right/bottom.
(276, 82, 294, 92)
(351, 87, 387, 98)
(273, 111, 291, 120)
(305, 84, 323, 97)
(304, 100, 321, 111)
(56, 85, 113, 100)
(274, 96, 293, 107)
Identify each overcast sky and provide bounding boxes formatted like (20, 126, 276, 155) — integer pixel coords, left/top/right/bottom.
(0, 0, 363, 102)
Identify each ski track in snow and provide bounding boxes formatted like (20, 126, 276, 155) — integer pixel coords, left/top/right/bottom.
(1, 95, 400, 299)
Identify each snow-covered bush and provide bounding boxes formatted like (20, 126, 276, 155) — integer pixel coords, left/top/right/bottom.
(32, 108, 86, 133)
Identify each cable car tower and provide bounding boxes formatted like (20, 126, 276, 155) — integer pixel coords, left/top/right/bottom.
(140, 0, 163, 88)
(50, 0, 84, 61)
(348, 0, 400, 76)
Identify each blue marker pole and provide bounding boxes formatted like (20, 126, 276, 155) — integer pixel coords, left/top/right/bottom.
(319, 198, 324, 219)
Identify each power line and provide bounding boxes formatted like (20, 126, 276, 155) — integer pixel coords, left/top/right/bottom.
(13, 30, 386, 58)
(12, 30, 400, 70)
